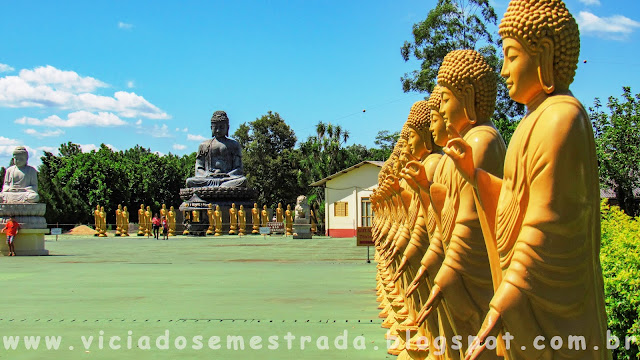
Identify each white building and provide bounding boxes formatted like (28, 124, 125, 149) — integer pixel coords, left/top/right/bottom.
(311, 161, 383, 237)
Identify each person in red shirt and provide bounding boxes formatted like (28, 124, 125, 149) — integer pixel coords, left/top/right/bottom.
(2, 215, 20, 256)
(152, 214, 161, 239)
(161, 216, 169, 240)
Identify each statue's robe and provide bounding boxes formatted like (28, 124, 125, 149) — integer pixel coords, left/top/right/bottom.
(490, 95, 609, 359)
(433, 123, 506, 359)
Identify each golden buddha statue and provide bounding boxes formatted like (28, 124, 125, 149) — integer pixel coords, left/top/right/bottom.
(285, 204, 293, 236)
(191, 209, 200, 223)
(214, 205, 222, 236)
(145, 206, 152, 237)
(261, 205, 268, 227)
(137, 204, 146, 236)
(413, 50, 506, 359)
(99, 206, 107, 237)
(94, 205, 101, 236)
(115, 204, 123, 236)
(238, 205, 246, 235)
(121, 206, 130, 236)
(276, 202, 284, 223)
(443, 1, 609, 359)
(252, 203, 260, 234)
(310, 208, 317, 234)
(160, 204, 167, 220)
(168, 206, 176, 236)
(207, 204, 215, 235)
(229, 203, 238, 235)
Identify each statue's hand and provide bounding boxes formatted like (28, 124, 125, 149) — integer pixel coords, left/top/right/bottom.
(465, 308, 503, 360)
(385, 176, 401, 193)
(400, 161, 429, 189)
(416, 284, 442, 326)
(443, 124, 476, 186)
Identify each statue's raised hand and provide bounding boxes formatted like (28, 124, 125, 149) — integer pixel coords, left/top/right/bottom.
(443, 124, 476, 186)
(400, 160, 429, 190)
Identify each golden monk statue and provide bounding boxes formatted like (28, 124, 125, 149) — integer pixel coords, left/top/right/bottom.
(168, 206, 176, 236)
(229, 203, 238, 235)
(442, 1, 609, 359)
(261, 205, 268, 227)
(412, 50, 506, 359)
(160, 204, 167, 220)
(207, 204, 215, 235)
(99, 206, 107, 237)
(276, 203, 284, 223)
(145, 206, 152, 237)
(137, 204, 146, 236)
(115, 204, 123, 236)
(285, 204, 293, 236)
(238, 205, 246, 235)
(252, 203, 260, 234)
(191, 209, 200, 223)
(121, 206, 129, 236)
(214, 205, 222, 236)
(310, 208, 317, 234)
(94, 205, 101, 236)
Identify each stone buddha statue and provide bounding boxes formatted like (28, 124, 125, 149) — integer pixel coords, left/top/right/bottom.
(185, 111, 247, 189)
(1, 147, 39, 203)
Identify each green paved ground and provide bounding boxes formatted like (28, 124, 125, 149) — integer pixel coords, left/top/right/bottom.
(1, 234, 393, 359)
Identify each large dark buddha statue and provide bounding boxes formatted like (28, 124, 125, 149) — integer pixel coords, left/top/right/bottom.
(185, 111, 247, 188)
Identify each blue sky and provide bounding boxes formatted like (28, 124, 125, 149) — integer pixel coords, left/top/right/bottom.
(2, 0, 639, 167)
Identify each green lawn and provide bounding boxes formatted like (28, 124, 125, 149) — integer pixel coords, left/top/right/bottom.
(0, 234, 393, 359)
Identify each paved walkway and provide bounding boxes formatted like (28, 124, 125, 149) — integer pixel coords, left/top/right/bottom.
(1, 234, 392, 359)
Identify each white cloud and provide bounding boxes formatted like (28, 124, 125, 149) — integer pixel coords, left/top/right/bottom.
(153, 151, 165, 157)
(182, 127, 188, 132)
(187, 134, 207, 141)
(127, 80, 135, 88)
(19, 65, 107, 92)
(0, 63, 14, 73)
(135, 119, 143, 127)
(78, 143, 117, 153)
(172, 143, 187, 151)
(16, 111, 127, 127)
(118, 22, 133, 30)
(577, 11, 640, 39)
(37, 146, 58, 155)
(0, 137, 38, 165)
(578, 0, 600, 5)
(0, 65, 169, 119)
(24, 128, 65, 138)
(152, 124, 172, 138)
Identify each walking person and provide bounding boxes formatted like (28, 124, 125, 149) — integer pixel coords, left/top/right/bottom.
(2, 215, 20, 256)
(161, 216, 169, 240)
(152, 213, 161, 239)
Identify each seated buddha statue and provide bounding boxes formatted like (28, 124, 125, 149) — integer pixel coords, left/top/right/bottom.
(1, 147, 39, 203)
(185, 111, 247, 188)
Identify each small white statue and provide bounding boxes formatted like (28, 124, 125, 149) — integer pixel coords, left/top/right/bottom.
(294, 195, 309, 224)
(1, 146, 39, 203)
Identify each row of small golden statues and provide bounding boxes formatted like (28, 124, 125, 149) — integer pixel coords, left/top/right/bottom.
(371, 1, 610, 359)
(92, 202, 317, 237)
(199, 202, 317, 236)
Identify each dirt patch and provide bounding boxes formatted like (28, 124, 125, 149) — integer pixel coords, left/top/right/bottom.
(66, 225, 97, 236)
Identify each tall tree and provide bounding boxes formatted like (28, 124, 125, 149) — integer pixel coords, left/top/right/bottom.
(400, 0, 524, 142)
(233, 111, 304, 207)
(591, 87, 640, 216)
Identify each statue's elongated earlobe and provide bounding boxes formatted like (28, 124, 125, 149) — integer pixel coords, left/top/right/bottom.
(462, 84, 477, 124)
(538, 38, 555, 94)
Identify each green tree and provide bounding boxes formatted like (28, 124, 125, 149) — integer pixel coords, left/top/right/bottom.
(400, 0, 524, 142)
(591, 87, 640, 216)
(374, 130, 400, 159)
(233, 111, 305, 207)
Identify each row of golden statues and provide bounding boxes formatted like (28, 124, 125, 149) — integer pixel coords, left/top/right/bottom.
(92, 202, 317, 237)
(370, 1, 610, 359)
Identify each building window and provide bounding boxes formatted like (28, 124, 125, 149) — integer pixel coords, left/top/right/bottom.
(334, 202, 348, 217)
(361, 198, 373, 226)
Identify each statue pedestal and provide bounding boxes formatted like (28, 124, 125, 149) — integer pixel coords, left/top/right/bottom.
(293, 224, 312, 239)
(0, 203, 49, 256)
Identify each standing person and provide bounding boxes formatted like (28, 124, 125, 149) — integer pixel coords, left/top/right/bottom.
(161, 216, 169, 240)
(152, 213, 161, 239)
(2, 215, 20, 256)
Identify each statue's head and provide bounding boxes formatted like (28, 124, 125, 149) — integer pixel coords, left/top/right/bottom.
(100, 206, 104, 211)
(12, 146, 29, 167)
(428, 86, 448, 147)
(216, 205, 220, 211)
(392, 138, 407, 173)
(96, 205, 100, 210)
(405, 100, 436, 159)
(499, 0, 579, 102)
(231, 203, 236, 209)
(263, 205, 267, 210)
(296, 195, 306, 205)
(162, 204, 166, 209)
(147, 206, 150, 211)
(278, 202, 282, 208)
(210, 111, 230, 139)
(437, 50, 497, 131)
(287, 204, 291, 210)
(208, 203, 213, 209)
(123, 206, 127, 211)
(140, 204, 144, 209)
(170, 206, 174, 211)
(118, 204, 122, 210)
(240, 205, 244, 210)
(254, 202, 258, 208)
